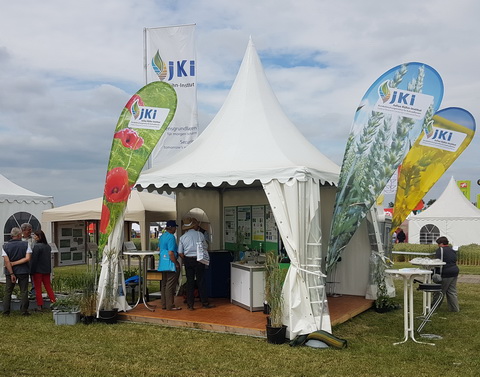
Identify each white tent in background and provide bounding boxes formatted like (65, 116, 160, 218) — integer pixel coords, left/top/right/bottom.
(408, 177, 480, 246)
(0, 173, 53, 279)
(42, 190, 176, 252)
(136, 38, 372, 338)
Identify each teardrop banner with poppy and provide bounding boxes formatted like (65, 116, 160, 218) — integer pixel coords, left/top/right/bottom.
(99, 81, 177, 249)
(392, 107, 476, 230)
(97, 81, 177, 312)
(326, 62, 444, 273)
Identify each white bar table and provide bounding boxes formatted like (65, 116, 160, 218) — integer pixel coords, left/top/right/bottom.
(385, 268, 433, 345)
(410, 258, 446, 315)
(124, 251, 159, 312)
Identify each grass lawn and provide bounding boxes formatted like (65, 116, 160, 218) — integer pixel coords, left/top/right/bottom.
(1, 265, 478, 376)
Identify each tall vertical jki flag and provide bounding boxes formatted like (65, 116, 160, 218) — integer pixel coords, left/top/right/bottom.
(392, 108, 476, 230)
(97, 82, 177, 312)
(144, 24, 198, 166)
(326, 62, 444, 273)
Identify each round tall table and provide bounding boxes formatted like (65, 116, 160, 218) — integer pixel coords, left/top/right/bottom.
(410, 258, 445, 315)
(385, 268, 433, 345)
(124, 251, 159, 311)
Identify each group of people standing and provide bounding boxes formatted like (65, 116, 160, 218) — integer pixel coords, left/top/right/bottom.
(158, 217, 214, 311)
(2, 223, 56, 316)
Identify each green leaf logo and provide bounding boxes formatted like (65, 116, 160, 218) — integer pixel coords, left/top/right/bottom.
(152, 50, 167, 81)
(132, 100, 140, 119)
(379, 80, 391, 103)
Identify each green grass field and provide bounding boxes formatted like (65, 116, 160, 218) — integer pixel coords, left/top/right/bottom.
(1, 264, 478, 376)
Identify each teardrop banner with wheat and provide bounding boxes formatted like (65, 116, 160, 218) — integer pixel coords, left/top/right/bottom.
(326, 62, 444, 273)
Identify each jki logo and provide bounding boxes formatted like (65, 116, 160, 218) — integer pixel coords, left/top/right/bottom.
(389, 91, 416, 106)
(152, 50, 195, 81)
(138, 108, 158, 121)
(429, 129, 453, 141)
(167, 60, 195, 80)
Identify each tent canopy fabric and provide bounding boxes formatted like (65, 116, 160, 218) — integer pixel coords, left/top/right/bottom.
(42, 190, 176, 253)
(0, 173, 53, 204)
(136, 38, 339, 192)
(408, 177, 480, 246)
(413, 177, 480, 219)
(42, 190, 176, 223)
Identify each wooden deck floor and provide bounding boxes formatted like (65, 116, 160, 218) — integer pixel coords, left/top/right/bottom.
(118, 294, 373, 337)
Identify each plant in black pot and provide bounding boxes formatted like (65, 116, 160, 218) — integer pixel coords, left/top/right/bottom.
(264, 250, 287, 344)
(80, 272, 98, 324)
(98, 248, 119, 324)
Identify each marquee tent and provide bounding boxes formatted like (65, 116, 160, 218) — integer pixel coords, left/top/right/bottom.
(408, 177, 480, 246)
(1, 173, 53, 279)
(136, 38, 372, 338)
(42, 190, 176, 252)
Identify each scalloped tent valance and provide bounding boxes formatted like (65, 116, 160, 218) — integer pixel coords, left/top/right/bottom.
(0, 173, 53, 205)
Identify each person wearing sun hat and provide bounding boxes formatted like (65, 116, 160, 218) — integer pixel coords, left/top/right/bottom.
(178, 217, 215, 310)
(157, 220, 181, 311)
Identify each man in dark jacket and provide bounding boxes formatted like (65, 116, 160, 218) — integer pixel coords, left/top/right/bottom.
(435, 236, 460, 312)
(396, 229, 406, 243)
(2, 227, 32, 316)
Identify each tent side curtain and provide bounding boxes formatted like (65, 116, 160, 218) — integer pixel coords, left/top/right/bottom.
(263, 178, 331, 339)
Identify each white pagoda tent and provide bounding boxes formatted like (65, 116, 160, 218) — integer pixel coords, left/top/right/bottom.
(136, 39, 372, 338)
(409, 177, 480, 246)
(42, 190, 176, 252)
(1, 173, 53, 279)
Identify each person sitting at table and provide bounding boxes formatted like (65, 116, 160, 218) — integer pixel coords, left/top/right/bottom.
(434, 236, 460, 312)
(178, 217, 215, 310)
(158, 220, 181, 311)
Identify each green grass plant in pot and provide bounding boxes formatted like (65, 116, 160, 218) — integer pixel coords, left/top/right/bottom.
(372, 253, 399, 313)
(98, 248, 119, 324)
(264, 250, 287, 344)
(80, 272, 98, 324)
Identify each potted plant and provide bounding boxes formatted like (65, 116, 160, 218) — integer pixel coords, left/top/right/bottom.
(372, 253, 399, 313)
(264, 250, 287, 344)
(79, 272, 97, 324)
(97, 248, 119, 324)
(375, 294, 400, 313)
(51, 294, 81, 325)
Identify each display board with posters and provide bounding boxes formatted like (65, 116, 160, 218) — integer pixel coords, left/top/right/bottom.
(57, 221, 85, 265)
(224, 205, 278, 254)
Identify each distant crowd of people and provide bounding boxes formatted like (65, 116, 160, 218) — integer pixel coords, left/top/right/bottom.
(2, 223, 56, 316)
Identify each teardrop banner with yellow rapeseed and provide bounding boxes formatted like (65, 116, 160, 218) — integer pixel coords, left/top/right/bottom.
(392, 107, 476, 230)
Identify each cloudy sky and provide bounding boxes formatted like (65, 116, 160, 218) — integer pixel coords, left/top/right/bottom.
(1, 0, 479, 206)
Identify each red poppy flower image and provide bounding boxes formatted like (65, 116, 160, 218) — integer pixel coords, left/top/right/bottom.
(100, 204, 110, 234)
(125, 94, 144, 110)
(104, 167, 132, 203)
(114, 128, 144, 150)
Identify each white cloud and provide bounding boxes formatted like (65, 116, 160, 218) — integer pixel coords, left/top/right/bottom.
(1, 0, 480, 205)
